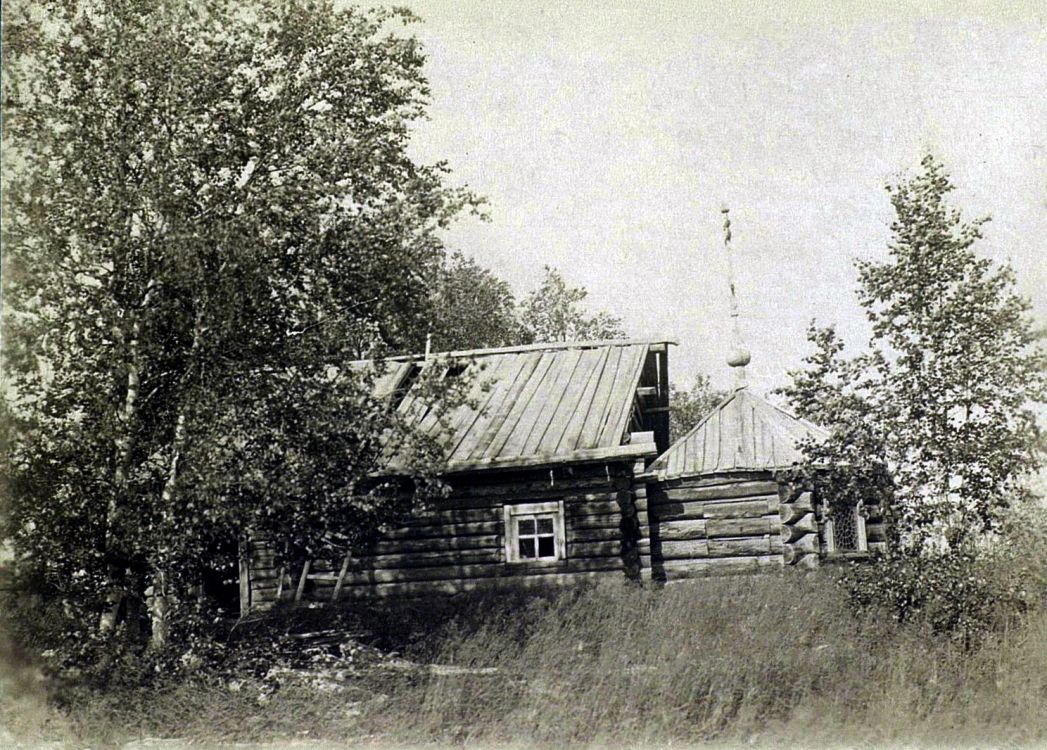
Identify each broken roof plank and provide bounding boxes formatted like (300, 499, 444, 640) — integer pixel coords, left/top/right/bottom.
(370, 340, 659, 474)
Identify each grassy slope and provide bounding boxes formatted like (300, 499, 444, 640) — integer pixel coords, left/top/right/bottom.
(395, 574, 1047, 747)
(4, 570, 1047, 748)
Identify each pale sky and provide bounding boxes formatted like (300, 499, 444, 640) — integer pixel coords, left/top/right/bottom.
(390, 1, 1045, 393)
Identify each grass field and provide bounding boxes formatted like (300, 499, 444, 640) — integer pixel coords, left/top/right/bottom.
(4, 570, 1047, 749)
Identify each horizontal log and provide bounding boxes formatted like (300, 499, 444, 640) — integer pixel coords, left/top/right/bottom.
(868, 541, 887, 553)
(704, 497, 779, 519)
(708, 536, 772, 557)
(380, 520, 500, 540)
(655, 498, 779, 521)
(785, 491, 814, 510)
(660, 555, 782, 580)
(568, 512, 628, 530)
(780, 501, 815, 524)
(402, 507, 498, 525)
(657, 480, 780, 504)
(400, 490, 594, 512)
(569, 540, 624, 558)
(450, 476, 617, 500)
(314, 556, 625, 588)
(368, 534, 501, 555)
(865, 523, 887, 542)
(651, 501, 705, 522)
(657, 519, 707, 541)
(567, 498, 647, 516)
(567, 526, 625, 543)
(567, 500, 619, 516)
(346, 548, 502, 571)
(320, 569, 624, 600)
(706, 517, 775, 538)
(783, 534, 820, 564)
(657, 471, 774, 488)
(658, 539, 710, 560)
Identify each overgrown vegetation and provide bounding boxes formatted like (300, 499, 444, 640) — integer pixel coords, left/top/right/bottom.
(780, 155, 1047, 632)
(2, 1, 1044, 746)
(5, 567, 1047, 748)
(0, 0, 698, 687)
(2, 0, 489, 657)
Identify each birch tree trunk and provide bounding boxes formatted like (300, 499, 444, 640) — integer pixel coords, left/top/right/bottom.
(100, 282, 156, 633)
(149, 411, 186, 650)
(148, 312, 203, 649)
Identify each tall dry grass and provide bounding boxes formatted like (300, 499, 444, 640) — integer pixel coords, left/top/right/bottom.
(6, 569, 1046, 748)
(379, 572, 1047, 748)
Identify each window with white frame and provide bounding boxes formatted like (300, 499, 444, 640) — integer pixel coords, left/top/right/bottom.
(823, 500, 868, 554)
(503, 501, 566, 563)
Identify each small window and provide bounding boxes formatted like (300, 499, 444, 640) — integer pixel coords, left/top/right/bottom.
(824, 500, 867, 554)
(504, 501, 565, 563)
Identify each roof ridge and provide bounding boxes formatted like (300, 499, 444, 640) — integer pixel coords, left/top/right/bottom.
(361, 337, 676, 364)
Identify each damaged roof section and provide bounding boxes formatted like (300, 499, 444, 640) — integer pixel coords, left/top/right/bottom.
(361, 339, 674, 474)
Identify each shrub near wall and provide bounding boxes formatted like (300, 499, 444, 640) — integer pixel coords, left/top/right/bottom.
(840, 502, 1047, 645)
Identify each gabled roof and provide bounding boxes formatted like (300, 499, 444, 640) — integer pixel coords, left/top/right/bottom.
(645, 386, 828, 480)
(370, 339, 673, 473)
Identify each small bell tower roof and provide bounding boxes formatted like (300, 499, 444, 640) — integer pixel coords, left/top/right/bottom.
(644, 388, 828, 480)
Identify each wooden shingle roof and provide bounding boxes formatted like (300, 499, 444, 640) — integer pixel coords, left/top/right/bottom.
(375, 339, 671, 473)
(645, 386, 828, 480)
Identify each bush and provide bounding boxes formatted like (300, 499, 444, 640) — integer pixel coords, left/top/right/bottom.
(840, 501, 1047, 645)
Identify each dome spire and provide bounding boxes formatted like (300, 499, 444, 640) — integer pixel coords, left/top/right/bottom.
(720, 206, 750, 388)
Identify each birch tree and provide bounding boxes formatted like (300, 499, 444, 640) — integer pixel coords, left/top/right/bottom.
(781, 156, 1046, 551)
(3, 0, 478, 656)
(520, 266, 626, 343)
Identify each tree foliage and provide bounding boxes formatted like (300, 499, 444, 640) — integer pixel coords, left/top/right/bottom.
(519, 266, 626, 343)
(422, 261, 626, 351)
(427, 252, 530, 352)
(2, 0, 477, 657)
(668, 375, 727, 442)
(780, 155, 1046, 552)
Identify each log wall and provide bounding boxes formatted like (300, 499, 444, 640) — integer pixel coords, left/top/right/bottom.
(646, 473, 786, 581)
(777, 485, 820, 568)
(245, 462, 642, 610)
